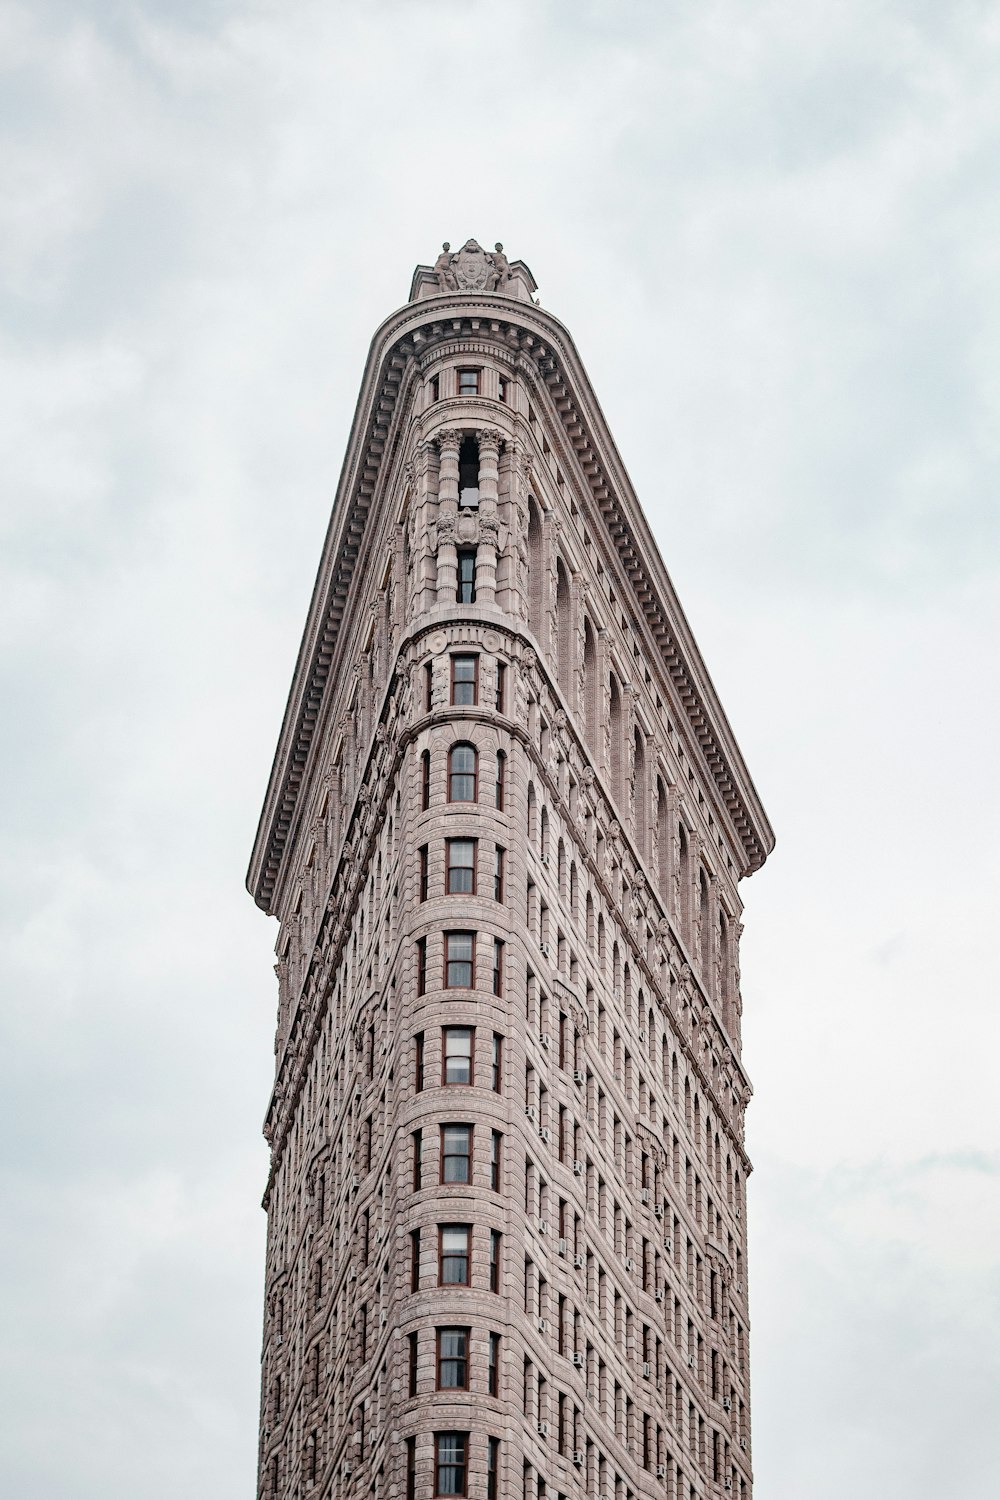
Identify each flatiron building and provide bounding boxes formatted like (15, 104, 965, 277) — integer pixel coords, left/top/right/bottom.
(247, 238, 774, 1500)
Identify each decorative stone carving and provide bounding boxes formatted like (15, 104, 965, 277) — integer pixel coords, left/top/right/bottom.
(452, 238, 496, 291)
(433, 243, 457, 292)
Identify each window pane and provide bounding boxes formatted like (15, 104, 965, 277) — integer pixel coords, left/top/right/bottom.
(442, 1124, 472, 1183)
(448, 744, 477, 802)
(447, 840, 476, 894)
(444, 1025, 473, 1083)
(436, 1432, 468, 1496)
(451, 656, 477, 706)
(438, 1328, 468, 1388)
(445, 935, 475, 991)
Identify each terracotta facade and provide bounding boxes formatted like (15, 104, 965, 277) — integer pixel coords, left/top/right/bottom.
(247, 240, 774, 1500)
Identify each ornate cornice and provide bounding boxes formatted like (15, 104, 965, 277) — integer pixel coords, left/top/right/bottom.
(247, 291, 774, 914)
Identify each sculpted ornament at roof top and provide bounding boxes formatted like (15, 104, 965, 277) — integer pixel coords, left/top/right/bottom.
(434, 238, 512, 294)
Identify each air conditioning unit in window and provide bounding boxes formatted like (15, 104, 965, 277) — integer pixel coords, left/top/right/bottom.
(637, 1028, 646, 1042)
(664, 1236, 673, 1252)
(557, 1238, 567, 1256)
(540, 853, 551, 866)
(572, 1450, 584, 1467)
(640, 1188, 650, 1204)
(352, 1175, 361, 1189)
(573, 1254, 585, 1270)
(539, 1033, 551, 1049)
(537, 1218, 548, 1235)
(725, 1481, 733, 1492)
(572, 1352, 584, 1368)
(354, 1085, 363, 1101)
(342, 1462, 353, 1477)
(537, 1318, 548, 1334)
(723, 1395, 732, 1410)
(654, 1204, 664, 1219)
(655, 1288, 665, 1304)
(642, 1361, 651, 1378)
(736, 1206, 742, 1219)
(656, 1465, 667, 1479)
(573, 1159, 584, 1176)
(624, 1257, 635, 1272)
(525, 1105, 537, 1122)
(537, 1421, 549, 1437)
(379, 1309, 387, 1327)
(573, 1069, 585, 1084)
(275, 1334, 284, 1347)
(739, 1438, 747, 1451)
(688, 1354, 696, 1368)
(538, 1127, 551, 1144)
(539, 942, 551, 956)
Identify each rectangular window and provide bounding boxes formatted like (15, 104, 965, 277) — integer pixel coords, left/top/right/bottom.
(408, 1330, 419, 1397)
(494, 847, 505, 902)
(441, 1123, 473, 1184)
(412, 1129, 423, 1190)
(435, 1431, 469, 1497)
(498, 376, 507, 403)
(414, 1031, 425, 1091)
(424, 663, 434, 713)
(496, 662, 506, 713)
(444, 933, 475, 990)
(417, 940, 427, 997)
(490, 1130, 502, 1192)
(446, 839, 477, 895)
(487, 1437, 499, 1500)
(407, 1438, 417, 1500)
(421, 749, 431, 810)
(419, 846, 429, 902)
(430, 374, 440, 403)
(410, 1229, 421, 1291)
(495, 751, 505, 810)
(492, 1032, 503, 1093)
(439, 1225, 471, 1286)
(493, 939, 504, 998)
(488, 1331, 500, 1396)
(442, 1025, 474, 1084)
(458, 368, 480, 396)
(489, 1229, 502, 1293)
(437, 1327, 470, 1390)
(457, 549, 477, 604)
(450, 655, 478, 706)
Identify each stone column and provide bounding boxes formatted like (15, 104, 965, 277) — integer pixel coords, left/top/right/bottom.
(435, 429, 460, 605)
(476, 427, 501, 607)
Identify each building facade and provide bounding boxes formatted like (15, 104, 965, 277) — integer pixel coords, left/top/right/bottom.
(247, 239, 774, 1500)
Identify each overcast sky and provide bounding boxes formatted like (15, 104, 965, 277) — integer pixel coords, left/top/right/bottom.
(2, 1, 998, 1495)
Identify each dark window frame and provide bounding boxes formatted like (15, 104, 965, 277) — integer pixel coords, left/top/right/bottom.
(434, 1431, 470, 1498)
(457, 549, 477, 604)
(442, 1024, 475, 1086)
(444, 932, 476, 991)
(436, 1326, 471, 1391)
(448, 743, 478, 803)
(491, 1032, 503, 1093)
(457, 368, 481, 396)
(495, 750, 506, 810)
(450, 654, 479, 707)
(446, 838, 477, 896)
(440, 1122, 473, 1185)
(414, 1031, 425, 1090)
(438, 1224, 472, 1287)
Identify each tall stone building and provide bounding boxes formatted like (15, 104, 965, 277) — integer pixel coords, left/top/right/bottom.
(247, 239, 774, 1500)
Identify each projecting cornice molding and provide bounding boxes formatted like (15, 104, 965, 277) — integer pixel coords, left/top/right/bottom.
(247, 289, 774, 913)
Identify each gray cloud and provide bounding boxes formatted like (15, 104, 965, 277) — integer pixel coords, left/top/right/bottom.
(1, 1, 998, 1494)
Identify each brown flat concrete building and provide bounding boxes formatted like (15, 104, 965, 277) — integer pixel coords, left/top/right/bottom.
(247, 239, 774, 1500)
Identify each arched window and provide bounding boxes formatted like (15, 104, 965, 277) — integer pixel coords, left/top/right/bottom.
(556, 558, 571, 693)
(678, 823, 690, 938)
(609, 673, 624, 809)
(656, 778, 669, 897)
(527, 499, 544, 639)
(448, 743, 478, 802)
(633, 727, 647, 859)
(420, 750, 431, 811)
(583, 617, 598, 753)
